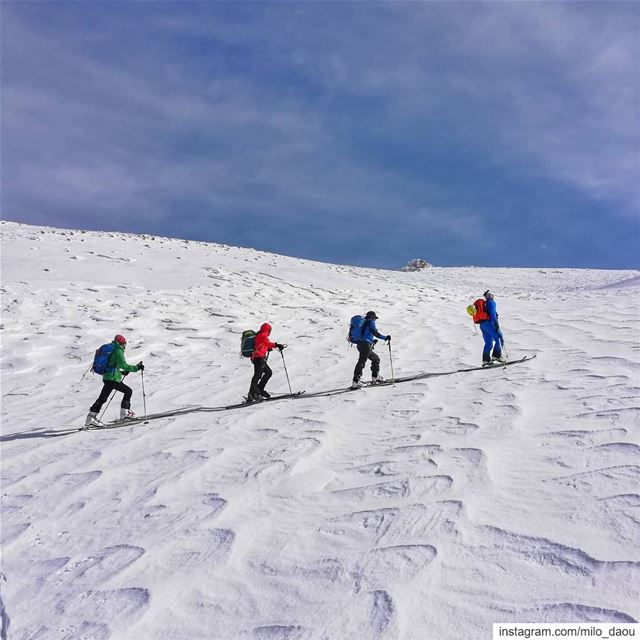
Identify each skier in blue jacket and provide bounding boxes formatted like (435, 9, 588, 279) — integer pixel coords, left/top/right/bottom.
(351, 311, 390, 388)
(479, 290, 505, 365)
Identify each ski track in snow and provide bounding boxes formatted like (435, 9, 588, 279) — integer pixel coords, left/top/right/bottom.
(1, 221, 639, 638)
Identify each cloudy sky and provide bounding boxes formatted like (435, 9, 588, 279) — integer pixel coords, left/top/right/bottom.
(2, 1, 638, 269)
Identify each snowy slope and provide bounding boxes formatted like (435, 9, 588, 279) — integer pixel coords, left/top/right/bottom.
(1, 220, 639, 640)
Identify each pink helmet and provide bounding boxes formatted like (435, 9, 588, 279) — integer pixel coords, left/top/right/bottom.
(114, 334, 127, 345)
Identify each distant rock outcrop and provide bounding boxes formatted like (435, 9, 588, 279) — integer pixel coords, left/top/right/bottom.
(401, 258, 434, 271)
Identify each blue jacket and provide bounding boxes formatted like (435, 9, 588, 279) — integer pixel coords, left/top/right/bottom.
(485, 299, 498, 323)
(359, 319, 388, 344)
(482, 299, 502, 337)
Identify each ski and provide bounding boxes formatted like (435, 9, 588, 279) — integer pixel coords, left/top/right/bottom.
(85, 408, 195, 429)
(82, 403, 204, 430)
(457, 354, 536, 373)
(270, 390, 305, 401)
(363, 374, 424, 387)
(84, 417, 150, 430)
(240, 390, 306, 406)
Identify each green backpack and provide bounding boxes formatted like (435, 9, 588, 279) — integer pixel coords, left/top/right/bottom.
(240, 330, 256, 357)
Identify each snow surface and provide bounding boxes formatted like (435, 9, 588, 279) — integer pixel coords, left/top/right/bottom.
(1, 220, 639, 640)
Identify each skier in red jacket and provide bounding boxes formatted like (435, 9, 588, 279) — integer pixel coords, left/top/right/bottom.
(248, 323, 286, 402)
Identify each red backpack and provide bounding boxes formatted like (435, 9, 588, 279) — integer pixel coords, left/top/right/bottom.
(472, 298, 490, 324)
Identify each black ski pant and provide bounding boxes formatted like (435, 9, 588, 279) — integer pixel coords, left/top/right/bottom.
(90, 380, 133, 413)
(353, 342, 380, 382)
(249, 358, 272, 397)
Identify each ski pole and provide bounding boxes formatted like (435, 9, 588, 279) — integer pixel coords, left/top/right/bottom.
(141, 370, 147, 419)
(388, 340, 395, 384)
(280, 349, 293, 395)
(98, 390, 117, 423)
(501, 335, 508, 360)
(79, 363, 93, 383)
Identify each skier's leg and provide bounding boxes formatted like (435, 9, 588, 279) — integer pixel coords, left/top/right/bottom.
(369, 349, 381, 378)
(90, 381, 116, 413)
(258, 362, 272, 391)
(353, 343, 370, 381)
(490, 325, 503, 359)
(249, 359, 266, 397)
(480, 325, 493, 363)
(115, 381, 133, 409)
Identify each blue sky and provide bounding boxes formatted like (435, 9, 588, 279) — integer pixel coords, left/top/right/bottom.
(2, 1, 638, 269)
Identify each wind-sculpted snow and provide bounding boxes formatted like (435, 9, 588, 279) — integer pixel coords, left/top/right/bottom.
(370, 590, 395, 636)
(1, 221, 639, 638)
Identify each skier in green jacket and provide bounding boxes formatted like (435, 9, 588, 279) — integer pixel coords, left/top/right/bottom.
(85, 335, 144, 427)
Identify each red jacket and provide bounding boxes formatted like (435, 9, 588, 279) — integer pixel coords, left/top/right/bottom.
(251, 323, 277, 360)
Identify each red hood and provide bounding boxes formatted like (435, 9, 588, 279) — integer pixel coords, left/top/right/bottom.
(259, 323, 272, 335)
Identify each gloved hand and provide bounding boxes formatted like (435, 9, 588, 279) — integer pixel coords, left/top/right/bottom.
(386, 335, 391, 343)
(137, 362, 145, 371)
(276, 343, 286, 352)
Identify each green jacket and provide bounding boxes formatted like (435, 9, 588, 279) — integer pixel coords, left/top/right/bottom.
(103, 342, 139, 382)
